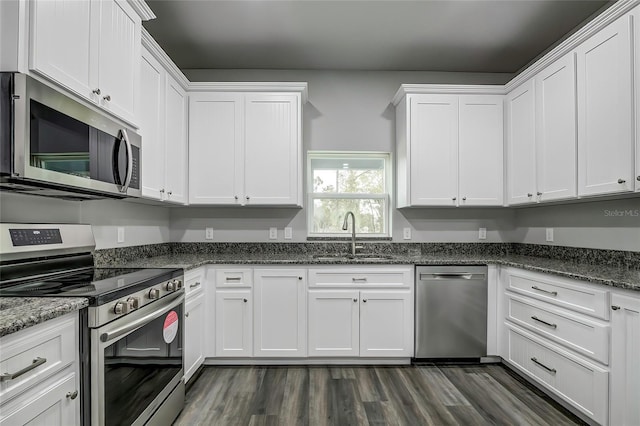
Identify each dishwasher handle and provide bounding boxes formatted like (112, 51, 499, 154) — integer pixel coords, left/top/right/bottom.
(419, 273, 486, 280)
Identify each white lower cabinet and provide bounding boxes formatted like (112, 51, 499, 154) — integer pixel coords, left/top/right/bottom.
(215, 289, 253, 357)
(610, 292, 640, 426)
(253, 269, 307, 357)
(0, 313, 80, 426)
(359, 290, 413, 357)
(505, 324, 608, 425)
(308, 290, 360, 357)
(184, 291, 204, 382)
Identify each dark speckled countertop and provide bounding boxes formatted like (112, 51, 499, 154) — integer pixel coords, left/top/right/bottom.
(0, 297, 89, 338)
(113, 252, 640, 292)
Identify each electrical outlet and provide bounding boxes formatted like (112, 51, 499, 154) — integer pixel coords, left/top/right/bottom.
(403, 227, 411, 240)
(269, 227, 278, 240)
(479, 227, 487, 240)
(205, 227, 214, 240)
(117, 227, 125, 244)
(284, 227, 292, 239)
(546, 228, 554, 242)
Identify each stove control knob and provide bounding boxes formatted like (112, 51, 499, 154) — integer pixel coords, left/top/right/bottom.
(165, 281, 176, 292)
(173, 279, 183, 290)
(114, 301, 127, 315)
(127, 297, 140, 310)
(148, 288, 160, 299)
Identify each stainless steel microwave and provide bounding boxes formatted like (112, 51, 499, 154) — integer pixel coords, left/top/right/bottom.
(0, 73, 141, 200)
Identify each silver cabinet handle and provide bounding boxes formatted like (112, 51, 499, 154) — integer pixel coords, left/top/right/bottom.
(167, 191, 172, 196)
(0, 357, 47, 382)
(298, 277, 303, 280)
(226, 277, 242, 281)
(617, 179, 626, 184)
(531, 285, 557, 296)
(531, 316, 557, 329)
(246, 196, 250, 200)
(234, 195, 238, 200)
(160, 189, 165, 194)
(363, 299, 367, 303)
(190, 281, 201, 289)
(527, 193, 533, 197)
(537, 192, 543, 196)
(352, 277, 367, 282)
(92, 88, 101, 95)
(66, 390, 78, 400)
(531, 357, 556, 374)
(636, 176, 640, 182)
(462, 197, 466, 201)
(612, 305, 621, 310)
(103, 95, 111, 102)
(353, 298, 357, 302)
(185, 312, 190, 317)
(243, 298, 248, 303)
(452, 197, 456, 201)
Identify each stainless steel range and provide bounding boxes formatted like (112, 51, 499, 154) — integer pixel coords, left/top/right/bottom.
(0, 223, 185, 426)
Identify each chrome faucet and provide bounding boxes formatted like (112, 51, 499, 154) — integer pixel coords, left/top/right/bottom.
(342, 211, 362, 256)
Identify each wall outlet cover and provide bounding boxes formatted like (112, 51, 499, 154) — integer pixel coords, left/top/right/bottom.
(479, 227, 487, 240)
(403, 227, 411, 240)
(546, 228, 554, 242)
(269, 227, 278, 240)
(117, 227, 125, 244)
(205, 227, 214, 240)
(284, 227, 292, 239)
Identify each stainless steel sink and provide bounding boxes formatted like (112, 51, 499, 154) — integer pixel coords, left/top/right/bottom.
(311, 254, 394, 261)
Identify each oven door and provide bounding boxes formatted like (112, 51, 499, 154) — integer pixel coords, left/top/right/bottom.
(91, 292, 184, 426)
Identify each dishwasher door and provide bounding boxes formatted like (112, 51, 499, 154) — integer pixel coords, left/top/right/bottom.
(415, 265, 487, 359)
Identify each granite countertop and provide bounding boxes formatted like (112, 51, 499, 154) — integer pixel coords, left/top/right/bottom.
(0, 297, 89, 338)
(115, 252, 640, 292)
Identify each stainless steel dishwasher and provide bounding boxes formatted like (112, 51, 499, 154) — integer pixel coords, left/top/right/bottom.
(415, 265, 487, 360)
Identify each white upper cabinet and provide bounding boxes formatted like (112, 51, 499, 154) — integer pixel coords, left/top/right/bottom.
(30, 0, 141, 125)
(634, 6, 640, 192)
(139, 48, 165, 200)
(576, 12, 634, 196)
(458, 95, 504, 206)
(139, 43, 188, 204)
(406, 94, 459, 206)
(244, 94, 300, 205)
(506, 79, 537, 205)
(395, 90, 503, 207)
(534, 53, 578, 202)
(189, 88, 305, 206)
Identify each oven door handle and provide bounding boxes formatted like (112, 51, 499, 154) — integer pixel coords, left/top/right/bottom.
(100, 291, 183, 343)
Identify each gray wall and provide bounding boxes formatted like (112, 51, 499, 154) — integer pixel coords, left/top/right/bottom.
(0, 193, 171, 250)
(175, 69, 516, 243)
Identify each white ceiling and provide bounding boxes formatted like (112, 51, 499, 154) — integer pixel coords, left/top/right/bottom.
(144, 0, 611, 72)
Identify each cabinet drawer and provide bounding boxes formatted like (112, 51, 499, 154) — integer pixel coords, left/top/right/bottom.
(503, 268, 609, 319)
(506, 295, 609, 364)
(505, 324, 608, 425)
(184, 268, 205, 297)
(0, 313, 77, 403)
(215, 269, 253, 288)
(308, 268, 411, 288)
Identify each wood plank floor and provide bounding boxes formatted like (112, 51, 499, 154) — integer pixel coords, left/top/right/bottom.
(174, 364, 585, 426)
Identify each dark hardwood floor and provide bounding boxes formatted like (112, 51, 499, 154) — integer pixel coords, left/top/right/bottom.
(175, 364, 585, 426)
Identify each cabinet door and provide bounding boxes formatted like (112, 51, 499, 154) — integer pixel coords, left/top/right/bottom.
(308, 290, 359, 357)
(458, 95, 504, 206)
(29, 0, 98, 100)
(164, 75, 188, 204)
(184, 293, 204, 383)
(253, 269, 306, 357)
(189, 93, 243, 204)
(360, 290, 413, 357)
(408, 94, 458, 206)
(96, 0, 140, 124)
(215, 289, 252, 357)
(139, 48, 166, 201)
(535, 53, 577, 202)
(610, 293, 640, 426)
(244, 93, 301, 206)
(506, 79, 537, 205)
(576, 14, 634, 196)
(0, 372, 79, 426)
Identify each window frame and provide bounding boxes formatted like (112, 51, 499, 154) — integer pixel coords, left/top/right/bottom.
(306, 151, 392, 238)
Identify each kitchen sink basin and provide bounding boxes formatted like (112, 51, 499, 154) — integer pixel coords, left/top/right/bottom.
(311, 254, 394, 261)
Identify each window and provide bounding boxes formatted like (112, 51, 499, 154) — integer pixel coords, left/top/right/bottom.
(308, 152, 391, 237)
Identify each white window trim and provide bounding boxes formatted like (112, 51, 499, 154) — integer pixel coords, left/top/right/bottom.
(307, 151, 392, 238)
